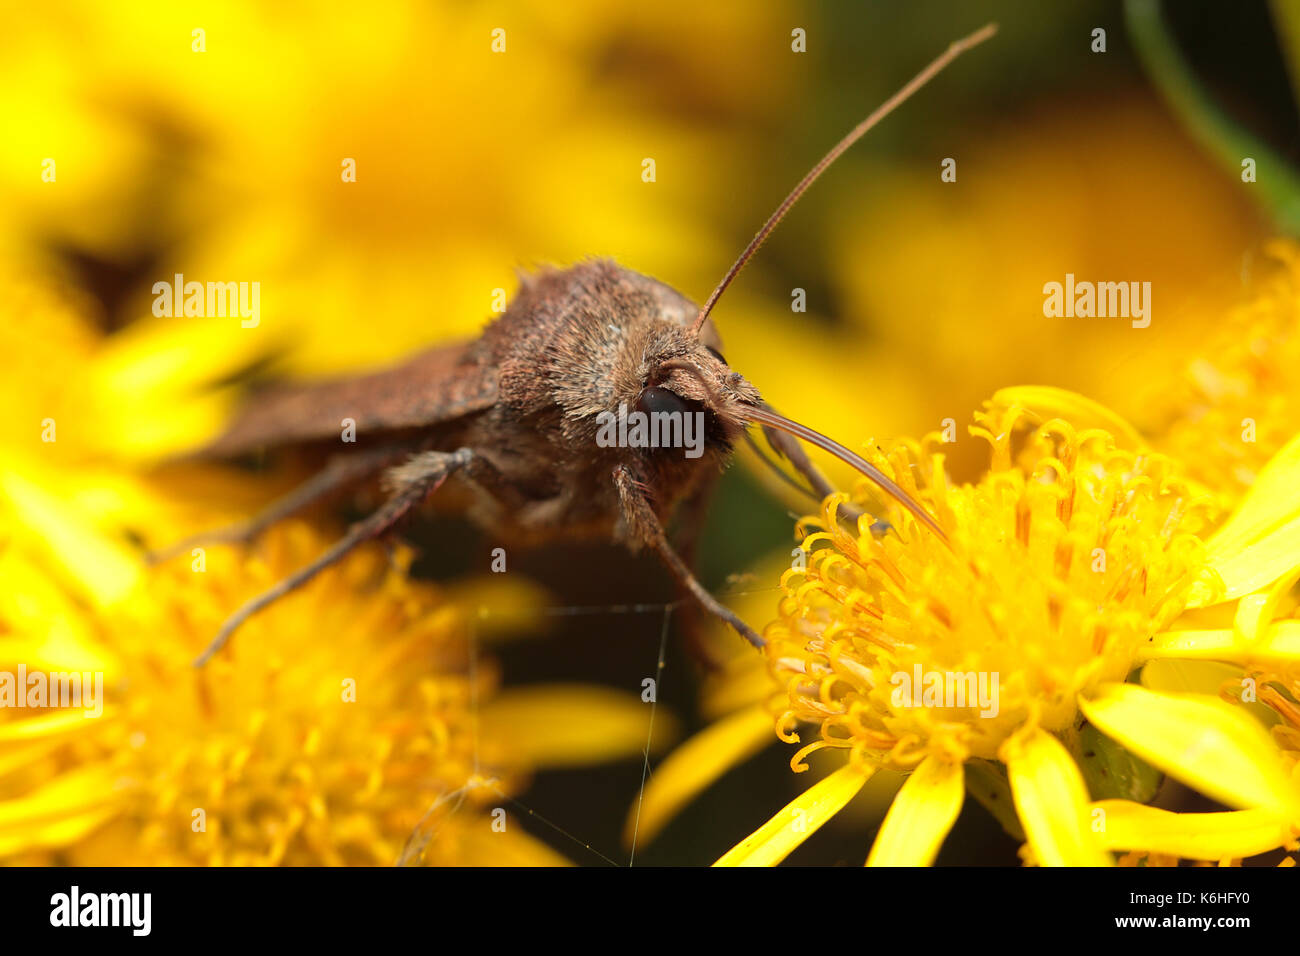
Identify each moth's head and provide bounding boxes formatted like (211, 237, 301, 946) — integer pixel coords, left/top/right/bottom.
(508, 260, 762, 460)
(496, 18, 1002, 533)
(500, 260, 948, 542)
(623, 320, 762, 454)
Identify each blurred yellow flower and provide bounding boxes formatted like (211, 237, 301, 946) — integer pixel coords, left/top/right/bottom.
(0, 0, 801, 465)
(787, 99, 1262, 483)
(0, 523, 668, 865)
(0, 267, 287, 612)
(0, 265, 670, 867)
(1143, 239, 1300, 507)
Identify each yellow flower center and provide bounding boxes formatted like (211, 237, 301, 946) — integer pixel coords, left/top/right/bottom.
(767, 407, 1222, 772)
(2, 523, 514, 866)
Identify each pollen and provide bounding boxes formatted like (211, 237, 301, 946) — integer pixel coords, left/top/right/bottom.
(766, 405, 1223, 772)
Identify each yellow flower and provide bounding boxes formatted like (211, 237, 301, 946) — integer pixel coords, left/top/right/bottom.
(0, 522, 669, 865)
(0, 267, 286, 615)
(0, 262, 670, 868)
(634, 235, 1300, 858)
(819, 99, 1260, 484)
(703, 401, 1300, 866)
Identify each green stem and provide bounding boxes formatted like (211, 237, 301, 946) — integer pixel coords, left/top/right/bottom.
(964, 759, 1026, 844)
(1270, 0, 1300, 105)
(1126, 0, 1300, 233)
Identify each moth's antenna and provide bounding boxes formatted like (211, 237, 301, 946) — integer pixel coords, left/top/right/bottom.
(688, 22, 997, 336)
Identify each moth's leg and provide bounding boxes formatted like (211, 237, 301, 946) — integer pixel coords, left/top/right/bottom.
(194, 447, 474, 667)
(743, 430, 821, 504)
(758, 408, 869, 529)
(613, 464, 763, 651)
(670, 471, 725, 668)
(147, 446, 404, 564)
(417, 446, 529, 512)
(759, 420, 836, 501)
(673, 471, 717, 569)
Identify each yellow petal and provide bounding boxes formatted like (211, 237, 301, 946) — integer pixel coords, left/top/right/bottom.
(1196, 433, 1300, 603)
(1138, 659, 1280, 729)
(1137, 630, 1237, 663)
(1079, 683, 1297, 811)
(0, 767, 119, 856)
(1205, 431, 1300, 554)
(866, 756, 964, 866)
(89, 313, 285, 458)
(1093, 801, 1297, 860)
(0, 808, 117, 858)
(93, 311, 284, 397)
(623, 705, 773, 849)
(480, 685, 678, 769)
(0, 465, 139, 606)
(1232, 565, 1300, 642)
(1255, 620, 1300, 661)
(987, 386, 1145, 449)
(1003, 727, 1111, 866)
(1204, 528, 1300, 605)
(714, 763, 870, 867)
(701, 655, 777, 720)
(0, 550, 117, 674)
(1139, 623, 1300, 668)
(451, 817, 574, 867)
(0, 737, 72, 779)
(0, 709, 108, 743)
(1139, 658, 1245, 695)
(444, 577, 551, 641)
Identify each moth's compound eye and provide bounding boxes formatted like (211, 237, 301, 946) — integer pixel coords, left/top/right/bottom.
(637, 386, 690, 418)
(705, 345, 727, 365)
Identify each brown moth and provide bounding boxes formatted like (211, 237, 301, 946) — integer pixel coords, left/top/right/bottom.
(162, 25, 995, 666)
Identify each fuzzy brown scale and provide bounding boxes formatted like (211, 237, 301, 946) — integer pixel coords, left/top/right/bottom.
(431, 258, 759, 546)
(164, 25, 995, 666)
(206, 260, 751, 541)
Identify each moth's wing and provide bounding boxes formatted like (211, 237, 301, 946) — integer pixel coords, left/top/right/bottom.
(205, 341, 497, 456)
